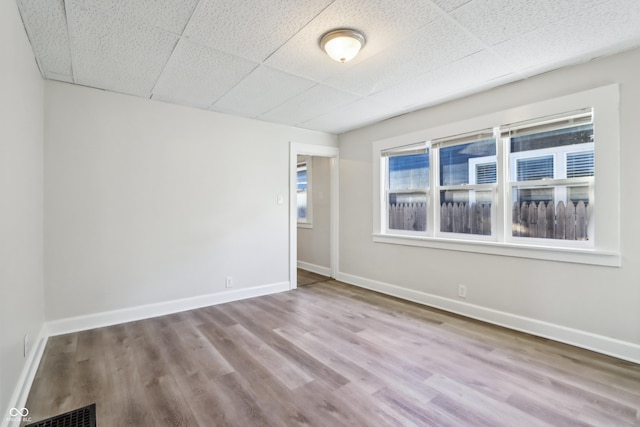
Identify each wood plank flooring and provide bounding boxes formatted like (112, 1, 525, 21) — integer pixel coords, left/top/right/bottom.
(24, 278, 640, 426)
(297, 268, 330, 286)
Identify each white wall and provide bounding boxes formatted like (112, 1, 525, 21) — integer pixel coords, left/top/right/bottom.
(0, 0, 45, 420)
(298, 156, 331, 271)
(338, 47, 640, 359)
(44, 81, 337, 321)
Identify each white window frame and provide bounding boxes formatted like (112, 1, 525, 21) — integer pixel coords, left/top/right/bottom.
(433, 131, 498, 241)
(297, 157, 312, 228)
(371, 85, 620, 267)
(381, 143, 429, 236)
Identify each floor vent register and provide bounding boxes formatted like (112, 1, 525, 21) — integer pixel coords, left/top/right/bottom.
(25, 403, 96, 427)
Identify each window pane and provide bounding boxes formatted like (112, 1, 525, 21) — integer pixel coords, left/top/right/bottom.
(440, 139, 496, 186)
(389, 153, 429, 191)
(439, 190, 492, 235)
(297, 191, 307, 220)
(512, 185, 590, 240)
(475, 162, 496, 184)
(516, 156, 554, 181)
(567, 151, 594, 178)
(388, 192, 426, 231)
(511, 123, 593, 153)
(297, 163, 308, 220)
(297, 167, 307, 191)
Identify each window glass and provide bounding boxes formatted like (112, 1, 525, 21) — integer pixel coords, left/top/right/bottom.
(475, 162, 497, 184)
(440, 190, 492, 235)
(387, 152, 428, 232)
(509, 122, 594, 241)
(389, 153, 429, 190)
(440, 139, 495, 186)
(517, 156, 554, 181)
(512, 185, 590, 240)
(297, 162, 308, 221)
(439, 138, 495, 236)
(567, 151, 594, 178)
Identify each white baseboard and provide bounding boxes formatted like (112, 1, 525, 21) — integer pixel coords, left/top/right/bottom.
(2, 326, 48, 427)
(335, 272, 640, 365)
(46, 281, 290, 337)
(297, 261, 331, 277)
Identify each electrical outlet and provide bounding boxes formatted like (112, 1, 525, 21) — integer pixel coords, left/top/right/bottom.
(225, 276, 233, 288)
(458, 284, 467, 299)
(24, 334, 29, 358)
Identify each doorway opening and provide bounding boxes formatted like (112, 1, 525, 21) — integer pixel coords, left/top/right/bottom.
(289, 143, 339, 290)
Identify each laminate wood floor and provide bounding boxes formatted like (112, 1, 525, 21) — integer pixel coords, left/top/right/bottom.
(297, 268, 330, 286)
(24, 279, 640, 426)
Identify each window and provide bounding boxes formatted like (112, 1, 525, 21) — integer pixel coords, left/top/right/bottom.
(297, 158, 312, 225)
(435, 131, 496, 237)
(382, 144, 429, 233)
(505, 111, 594, 241)
(372, 85, 620, 266)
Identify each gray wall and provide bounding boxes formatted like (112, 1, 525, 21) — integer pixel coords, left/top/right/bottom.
(338, 47, 640, 353)
(0, 0, 45, 417)
(298, 156, 331, 271)
(43, 81, 337, 321)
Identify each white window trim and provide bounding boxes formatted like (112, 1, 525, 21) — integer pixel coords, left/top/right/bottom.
(381, 142, 429, 236)
(506, 135, 595, 249)
(434, 137, 498, 240)
(371, 84, 621, 267)
(297, 157, 312, 228)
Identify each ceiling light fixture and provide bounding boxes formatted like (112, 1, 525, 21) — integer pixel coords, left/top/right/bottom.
(320, 29, 366, 63)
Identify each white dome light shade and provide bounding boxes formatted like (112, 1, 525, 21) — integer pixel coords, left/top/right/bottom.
(320, 29, 366, 63)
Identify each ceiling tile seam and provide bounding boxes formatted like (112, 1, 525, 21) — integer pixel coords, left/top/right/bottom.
(481, 2, 618, 80)
(205, 63, 262, 111)
(148, 0, 206, 101)
(251, 63, 324, 91)
(425, 2, 525, 76)
(174, 0, 203, 38)
(255, 82, 365, 122)
(71, 1, 190, 38)
(15, 2, 46, 79)
(148, 36, 184, 100)
(177, 1, 340, 68)
(258, 0, 338, 64)
(296, 97, 389, 130)
(63, 0, 81, 85)
(254, 82, 323, 120)
(290, 95, 365, 128)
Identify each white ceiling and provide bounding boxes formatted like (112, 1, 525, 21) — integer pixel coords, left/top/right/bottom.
(17, 0, 640, 134)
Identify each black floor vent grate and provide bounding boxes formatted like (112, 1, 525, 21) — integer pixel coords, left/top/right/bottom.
(26, 403, 96, 427)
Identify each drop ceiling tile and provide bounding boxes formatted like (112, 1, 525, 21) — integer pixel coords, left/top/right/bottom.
(543, 0, 608, 17)
(300, 98, 397, 133)
(369, 50, 515, 111)
(66, 2, 178, 97)
(84, 0, 200, 35)
(183, 0, 333, 62)
(16, 0, 73, 78)
(325, 17, 484, 96)
(492, 0, 640, 74)
(259, 84, 360, 126)
(265, 0, 442, 82)
(430, 0, 473, 13)
(212, 66, 317, 118)
(450, 0, 555, 46)
(152, 39, 259, 109)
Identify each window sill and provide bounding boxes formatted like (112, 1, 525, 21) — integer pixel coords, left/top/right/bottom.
(298, 222, 313, 229)
(372, 233, 621, 267)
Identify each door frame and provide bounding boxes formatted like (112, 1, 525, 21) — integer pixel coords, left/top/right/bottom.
(289, 143, 339, 289)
